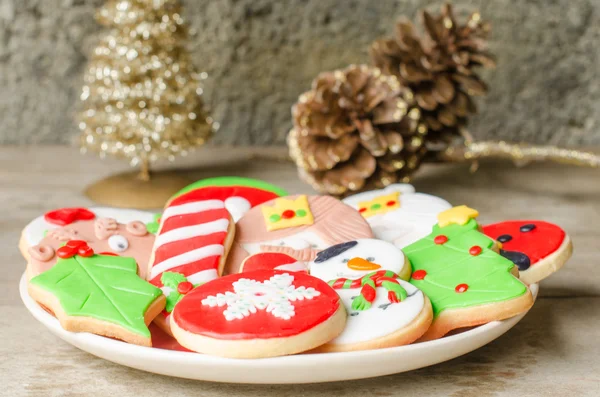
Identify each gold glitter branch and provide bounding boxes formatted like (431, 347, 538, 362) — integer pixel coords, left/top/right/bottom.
(441, 140, 600, 169)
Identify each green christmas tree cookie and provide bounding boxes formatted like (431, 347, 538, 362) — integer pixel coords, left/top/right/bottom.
(404, 206, 533, 340)
(28, 252, 165, 346)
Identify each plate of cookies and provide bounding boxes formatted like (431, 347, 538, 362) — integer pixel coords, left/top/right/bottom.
(20, 177, 572, 383)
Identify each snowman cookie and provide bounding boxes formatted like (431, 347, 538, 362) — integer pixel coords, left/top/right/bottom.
(343, 184, 452, 248)
(25, 215, 155, 280)
(225, 195, 374, 274)
(404, 206, 535, 341)
(170, 270, 346, 358)
(309, 239, 431, 351)
(147, 196, 235, 335)
(167, 176, 288, 222)
(483, 221, 572, 285)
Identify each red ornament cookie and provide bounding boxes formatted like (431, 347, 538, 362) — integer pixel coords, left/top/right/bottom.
(170, 270, 346, 358)
(483, 220, 572, 284)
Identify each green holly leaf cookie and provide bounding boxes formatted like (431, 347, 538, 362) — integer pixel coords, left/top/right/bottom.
(29, 254, 163, 338)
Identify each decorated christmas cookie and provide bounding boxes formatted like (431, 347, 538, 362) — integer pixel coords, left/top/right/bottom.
(308, 239, 430, 351)
(171, 270, 346, 358)
(225, 195, 374, 274)
(343, 184, 452, 248)
(168, 176, 288, 222)
(28, 242, 165, 347)
(404, 206, 534, 341)
(146, 196, 236, 334)
(483, 221, 572, 285)
(240, 252, 308, 273)
(25, 216, 155, 280)
(20, 207, 156, 252)
(309, 239, 412, 282)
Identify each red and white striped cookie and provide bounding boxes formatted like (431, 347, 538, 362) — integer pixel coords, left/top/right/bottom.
(147, 196, 235, 334)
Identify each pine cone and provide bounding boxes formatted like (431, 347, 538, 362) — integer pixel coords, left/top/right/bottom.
(370, 3, 495, 144)
(288, 65, 428, 196)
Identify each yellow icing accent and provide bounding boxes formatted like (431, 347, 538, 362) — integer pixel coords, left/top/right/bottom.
(261, 195, 314, 231)
(437, 205, 479, 227)
(357, 192, 400, 218)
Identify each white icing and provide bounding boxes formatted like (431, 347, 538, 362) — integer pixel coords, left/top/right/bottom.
(160, 200, 225, 222)
(343, 184, 452, 248)
(275, 261, 308, 272)
(149, 244, 225, 279)
(154, 219, 229, 249)
(331, 280, 424, 345)
(186, 269, 219, 285)
(107, 234, 129, 252)
(23, 207, 156, 247)
(201, 273, 320, 321)
(224, 196, 252, 223)
(309, 238, 407, 282)
(242, 230, 327, 255)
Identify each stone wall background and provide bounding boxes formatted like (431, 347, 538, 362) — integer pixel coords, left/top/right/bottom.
(0, 0, 599, 146)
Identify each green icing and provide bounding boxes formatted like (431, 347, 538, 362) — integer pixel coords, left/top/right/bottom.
(404, 218, 527, 317)
(296, 209, 307, 217)
(30, 254, 163, 337)
(269, 214, 281, 223)
(171, 176, 288, 199)
(146, 213, 161, 234)
(161, 271, 188, 313)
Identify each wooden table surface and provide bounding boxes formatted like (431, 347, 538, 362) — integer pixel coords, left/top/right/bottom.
(1, 146, 599, 396)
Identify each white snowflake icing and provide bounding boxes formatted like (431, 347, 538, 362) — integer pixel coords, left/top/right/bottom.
(201, 273, 321, 321)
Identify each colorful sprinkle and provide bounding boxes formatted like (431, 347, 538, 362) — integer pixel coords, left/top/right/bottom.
(497, 234, 512, 243)
(455, 283, 469, 293)
(469, 246, 482, 256)
(269, 214, 281, 223)
(177, 281, 194, 294)
(281, 209, 295, 219)
(520, 224, 536, 233)
(412, 269, 427, 280)
(358, 208, 367, 213)
(296, 209, 307, 217)
(386, 200, 396, 206)
(370, 203, 382, 210)
(434, 235, 448, 245)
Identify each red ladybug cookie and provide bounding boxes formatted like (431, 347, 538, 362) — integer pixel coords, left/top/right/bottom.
(483, 221, 572, 285)
(170, 270, 346, 358)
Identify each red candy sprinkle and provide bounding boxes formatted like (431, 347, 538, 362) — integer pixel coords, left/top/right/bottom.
(434, 235, 448, 245)
(386, 200, 396, 206)
(281, 209, 295, 219)
(359, 208, 367, 213)
(455, 283, 469, 293)
(65, 240, 87, 249)
(412, 269, 427, 280)
(56, 245, 77, 259)
(78, 246, 94, 257)
(469, 246, 482, 256)
(44, 207, 95, 226)
(177, 281, 194, 294)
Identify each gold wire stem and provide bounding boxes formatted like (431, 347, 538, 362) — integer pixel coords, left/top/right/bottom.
(441, 140, 600, 168)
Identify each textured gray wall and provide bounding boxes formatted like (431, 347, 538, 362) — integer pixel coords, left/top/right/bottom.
(1, 0, 599, 146)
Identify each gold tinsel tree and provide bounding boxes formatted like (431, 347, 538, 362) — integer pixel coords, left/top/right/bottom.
(78, 0, 214, 180)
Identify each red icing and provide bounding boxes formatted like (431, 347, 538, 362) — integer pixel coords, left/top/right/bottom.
(455, 283, 469, 293)
(78, 245, 94, 257)
(241, 252, 298, 273)
(57, 241, 94, 259)
(172, 270, 340, 340)
(434, 235, 448, 245)
(388, 290, 399, 303)
(411, 269, 427, 280)
(177, 281, 194, 294)
(44, 208, 95, 226)
(482, 221, 566, 266)
(469, 246, 482, 256)
(362, 283, 376, 303)
(65, 240, 87, 249)
(56, 245, 77, 259)
(359, 207, 367, 213)
(386, 200, 396, 206)
(281, 209, 295, 219)
(170, 186, 279, 208)
(98, 252, 119, 256)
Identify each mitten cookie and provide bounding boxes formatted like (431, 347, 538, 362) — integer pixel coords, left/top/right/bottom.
(25, 216, 155, 280)
(167, 176, 288, 222)
(171, 270, 346, 358)
(225, 195, 374, 274)
(147, 197, 235, 335)
(28, 242, 165, 347)
(343, 184, 452, 248)
(403, 206, 534, 341)
(309, 239, 430, 351)
(483, 221, 573, 284)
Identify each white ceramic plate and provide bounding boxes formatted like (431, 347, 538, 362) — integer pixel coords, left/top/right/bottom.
(20, 273, 538, 384)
